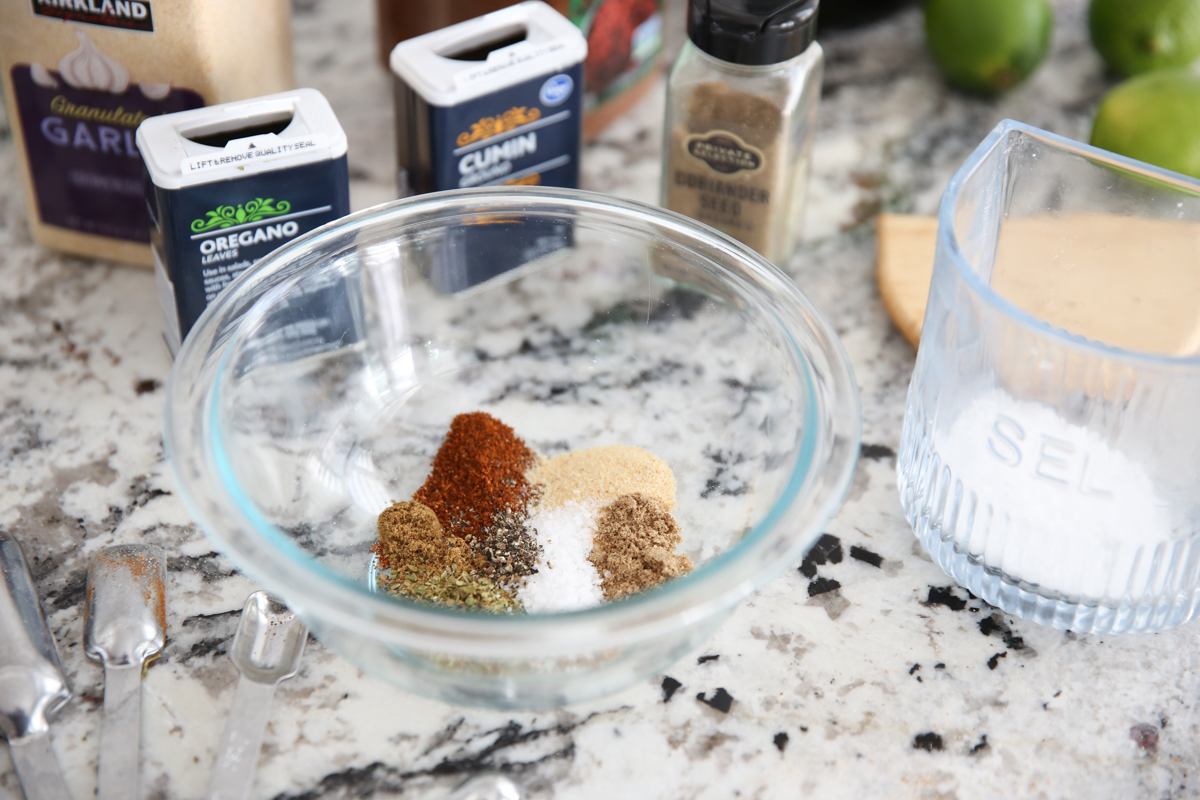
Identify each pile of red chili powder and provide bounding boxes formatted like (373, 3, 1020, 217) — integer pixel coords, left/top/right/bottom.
(413, 412, 538, 541)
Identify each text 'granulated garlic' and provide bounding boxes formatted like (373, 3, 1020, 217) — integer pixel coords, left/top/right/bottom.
(1, 0, 295, 263)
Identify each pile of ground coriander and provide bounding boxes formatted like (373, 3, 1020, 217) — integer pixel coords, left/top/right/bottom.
(374, 413, 694, 613)
(590, 493, 692, 600)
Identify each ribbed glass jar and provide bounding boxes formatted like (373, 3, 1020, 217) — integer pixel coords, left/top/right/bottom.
(899, 120, 1200, 634)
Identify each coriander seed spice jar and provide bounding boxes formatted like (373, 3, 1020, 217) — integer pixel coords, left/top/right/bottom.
(661, 0, 823, 264)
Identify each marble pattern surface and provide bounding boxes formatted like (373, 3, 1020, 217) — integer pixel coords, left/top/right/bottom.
(2, 0, 1198, 798)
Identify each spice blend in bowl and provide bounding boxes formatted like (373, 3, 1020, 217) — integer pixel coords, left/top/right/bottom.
(372, 411, 693, 612)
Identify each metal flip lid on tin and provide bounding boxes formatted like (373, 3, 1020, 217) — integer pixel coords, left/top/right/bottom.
(389, 0, 587, 108)
(137, 88, 349, 191)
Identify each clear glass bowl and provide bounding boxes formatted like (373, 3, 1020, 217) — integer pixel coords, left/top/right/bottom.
(165, 187, 860, 708)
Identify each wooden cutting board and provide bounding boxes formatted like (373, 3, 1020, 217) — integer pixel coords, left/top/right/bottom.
(876, 212, 1200, 355)
(876, 214, 937, 348)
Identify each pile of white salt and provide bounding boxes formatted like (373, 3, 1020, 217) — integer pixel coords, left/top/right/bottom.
(518, 501, 604, 613)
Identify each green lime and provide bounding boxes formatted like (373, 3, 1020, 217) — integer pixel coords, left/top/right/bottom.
(924, 0, 1054, 94)
(1089, 0, 1200, 76)
(1091, 68, 1200, 178)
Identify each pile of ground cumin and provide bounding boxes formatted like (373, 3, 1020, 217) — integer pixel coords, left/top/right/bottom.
(374, 499, 518, 612)
(375, 500, 477, 574)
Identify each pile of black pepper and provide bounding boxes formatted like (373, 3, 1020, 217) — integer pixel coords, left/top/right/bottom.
(471, 508, 541, 585)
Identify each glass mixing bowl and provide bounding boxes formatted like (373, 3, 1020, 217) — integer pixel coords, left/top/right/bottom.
(165, 188, 860, 709)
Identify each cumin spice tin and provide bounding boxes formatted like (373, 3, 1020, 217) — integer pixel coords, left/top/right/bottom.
(137, 89, 350, 353)
(389, 0, 587, 196)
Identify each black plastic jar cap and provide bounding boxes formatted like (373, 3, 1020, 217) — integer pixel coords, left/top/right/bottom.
(688, 0, 820, 66)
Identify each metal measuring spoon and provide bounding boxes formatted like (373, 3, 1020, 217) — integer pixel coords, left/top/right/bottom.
(0, 531, 72, 800)
(205, 595, 513, 800)
(84, 545, 166, 800)
(446, 774, 521, 800)
(205, 591, 306, 800)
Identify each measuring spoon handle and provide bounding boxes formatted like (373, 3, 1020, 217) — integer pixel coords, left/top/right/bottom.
(205, 677, 278, 800)
(8, 733, 72, 800)
(446, 774, 521, 800)
(97, 663, 142, 800)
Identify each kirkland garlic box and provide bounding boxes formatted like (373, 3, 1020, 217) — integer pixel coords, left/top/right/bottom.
(0, 0, 294, 266)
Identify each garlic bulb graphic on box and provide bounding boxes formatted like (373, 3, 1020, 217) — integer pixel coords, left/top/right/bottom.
(58, 28, 129, 94)
(30, 62, 57, 88)
(139, 81, 171, 100)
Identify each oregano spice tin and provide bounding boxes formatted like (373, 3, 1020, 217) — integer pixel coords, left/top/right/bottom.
(137, 89, 350, 354)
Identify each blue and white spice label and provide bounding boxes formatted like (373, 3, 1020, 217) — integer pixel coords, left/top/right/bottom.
(432, 64, 583, 191)
(149, 158, 351, 341)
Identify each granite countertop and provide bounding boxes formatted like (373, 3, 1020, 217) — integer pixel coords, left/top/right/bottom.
(2, 1, 1198, 798)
